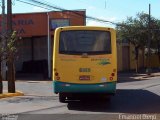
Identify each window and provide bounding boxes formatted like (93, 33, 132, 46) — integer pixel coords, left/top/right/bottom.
(59, 30, 111, 55)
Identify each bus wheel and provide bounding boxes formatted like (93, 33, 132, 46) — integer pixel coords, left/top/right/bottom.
(103, 96, 111, 102)
(59, 93, 66, 103)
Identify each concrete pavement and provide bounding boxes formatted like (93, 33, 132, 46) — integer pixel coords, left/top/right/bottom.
(0, 91, 24, 99)
(0, 71, 159, 120)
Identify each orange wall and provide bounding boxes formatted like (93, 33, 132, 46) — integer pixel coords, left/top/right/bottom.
(0, 11, 85, 37)
(49, 11, 85, 26)
(13, 13, 48, 37)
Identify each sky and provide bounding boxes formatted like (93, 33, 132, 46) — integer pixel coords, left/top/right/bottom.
(1, 0, 160, 27)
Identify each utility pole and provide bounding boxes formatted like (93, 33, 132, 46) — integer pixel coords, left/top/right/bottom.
(0, 0, 6, 94)
(7, 0, 12, 33)
(1, 0, 6, 81)
(7, 0, 15, 93)
(147, 4, 152, 75)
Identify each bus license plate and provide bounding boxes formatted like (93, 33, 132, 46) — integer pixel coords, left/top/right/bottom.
(79, 75, 90, 80)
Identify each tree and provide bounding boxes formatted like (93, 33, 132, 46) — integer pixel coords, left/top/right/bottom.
(0, 31, 17, 94)
(0, 69, 2, 94)
(0, 34, 6, 94)
(116, 12, 160, 72)
(6, 31, 17, 93)
(0, 44, 3, 94)
(150, 20, 160, 64)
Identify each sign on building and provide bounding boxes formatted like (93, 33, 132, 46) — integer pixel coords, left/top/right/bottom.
(50, 19, 70, 30)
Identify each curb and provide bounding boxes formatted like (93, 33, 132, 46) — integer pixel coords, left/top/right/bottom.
(0, 91, 24, 99)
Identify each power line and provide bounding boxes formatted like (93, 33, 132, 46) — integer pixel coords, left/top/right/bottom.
(16, 0, 52, 10)
(16, 0, 118, 26)
(16, 0, 86, 23)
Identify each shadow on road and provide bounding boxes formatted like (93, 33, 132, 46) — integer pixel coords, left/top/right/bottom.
(118, 73, 150, 83)
(118, 69, 160, 83)
(118, 77, 147, 83)
(67, 89, 160, 114)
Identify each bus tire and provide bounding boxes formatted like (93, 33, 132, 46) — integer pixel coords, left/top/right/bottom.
(103, 96, 111, 102)
(59, 93, 66, 103)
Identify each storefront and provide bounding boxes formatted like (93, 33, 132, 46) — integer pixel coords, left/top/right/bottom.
(0, 10, 86, 79)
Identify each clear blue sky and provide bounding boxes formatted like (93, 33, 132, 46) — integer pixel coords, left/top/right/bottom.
(1, 0, 160, 27)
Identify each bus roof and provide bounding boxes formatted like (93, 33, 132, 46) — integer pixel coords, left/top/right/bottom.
(55, 26, 115, 31)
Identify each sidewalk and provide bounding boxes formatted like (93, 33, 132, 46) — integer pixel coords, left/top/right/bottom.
(0, 91, 24, 99)
(118, 68, 160, 82)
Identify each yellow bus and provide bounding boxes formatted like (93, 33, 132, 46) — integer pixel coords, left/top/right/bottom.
(53, 26, 117, 102)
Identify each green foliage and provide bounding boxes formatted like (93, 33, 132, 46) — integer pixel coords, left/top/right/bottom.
(6, 31, 17, 93)
(0, 31, 18, 93)
(0, 31, 18, 61)
(6, 31, 18, 59)
(116, 12, 160, 50)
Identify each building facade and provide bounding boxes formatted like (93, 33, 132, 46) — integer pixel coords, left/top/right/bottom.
(0, 10, 86, 78)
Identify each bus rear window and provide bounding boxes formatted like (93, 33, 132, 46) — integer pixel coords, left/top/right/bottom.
(59, 30, 111, 55)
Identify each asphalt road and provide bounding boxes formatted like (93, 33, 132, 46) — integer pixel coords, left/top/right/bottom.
(0, 75, 160, 120)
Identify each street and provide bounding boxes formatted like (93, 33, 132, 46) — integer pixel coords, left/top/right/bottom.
(0, 0, 160, 120)
(0, 74, 160, 120)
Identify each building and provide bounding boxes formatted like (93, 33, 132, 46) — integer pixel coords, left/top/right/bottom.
(117, 41, 160, 72)
(0, 10, 86, 79)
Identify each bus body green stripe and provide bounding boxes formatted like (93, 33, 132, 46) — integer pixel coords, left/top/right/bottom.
(53, 81, 116, 93)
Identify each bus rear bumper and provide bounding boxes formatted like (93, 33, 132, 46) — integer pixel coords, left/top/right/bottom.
(53, 81, 116, 94)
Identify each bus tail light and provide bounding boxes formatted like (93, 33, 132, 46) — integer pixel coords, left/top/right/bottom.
(54, 69, 60, 80)
(55, 72, 59, 76)
(55, 72, 60, 80)
(111, 73, 115, 76)
(56, 76, 60, 80)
